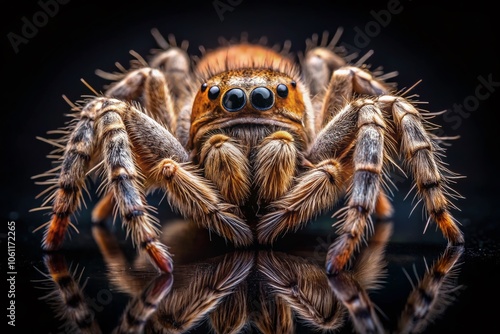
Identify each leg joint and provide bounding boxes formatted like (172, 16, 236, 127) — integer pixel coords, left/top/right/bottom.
(125, 209, 144, 221)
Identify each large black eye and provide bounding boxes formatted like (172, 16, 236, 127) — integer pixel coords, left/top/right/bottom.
(222, 88, 246, 112)
(208, 86, 220, 100)
(276, 84, 288, 98)
(250, 87, 274, 111)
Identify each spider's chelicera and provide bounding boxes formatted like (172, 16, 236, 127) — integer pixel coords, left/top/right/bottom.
(34, 30, 464, 273)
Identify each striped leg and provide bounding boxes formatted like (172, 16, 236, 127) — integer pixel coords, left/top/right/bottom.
(378, 95, 464, 245)
(94, 99, 173, 272)
(39, 99, 98, 251)
(42, 254, 101, 334)
(398, 245, 464, 333)
(102, 67, 177, 132)
(326, 101, 387, 274)
(327, 222, 393, 334)
(38, 98, 175, 272)
(113, 273, 173, 334)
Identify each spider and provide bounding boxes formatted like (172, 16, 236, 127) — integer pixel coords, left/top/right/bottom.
(34, 28, 464, 274)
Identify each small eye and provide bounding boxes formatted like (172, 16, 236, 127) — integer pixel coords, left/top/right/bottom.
(250, 87, 274, 111)
(208, 86, 220, 100)
(291, 80, 297, 88)
(276, 84, 288, 98)
(201, 83, 208, 92)
(222, 88, 246, 112)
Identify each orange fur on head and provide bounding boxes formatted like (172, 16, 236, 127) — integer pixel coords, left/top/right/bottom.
(188, 44, 314, 153)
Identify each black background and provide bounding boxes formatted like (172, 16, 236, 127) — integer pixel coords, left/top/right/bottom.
(2, 1, 500, 333)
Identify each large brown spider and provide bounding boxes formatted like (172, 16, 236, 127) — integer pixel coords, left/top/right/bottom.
(34, 29, 464, 273)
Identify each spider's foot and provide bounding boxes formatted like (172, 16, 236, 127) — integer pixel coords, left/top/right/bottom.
(436, 211, 465, 245)
(41, 215, 70, 251)
(142, 239, 174, 273)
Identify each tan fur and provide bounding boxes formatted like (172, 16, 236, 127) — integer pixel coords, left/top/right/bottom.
(252, 291, 295, 334)
(209, 284, 249, 334)
(200, 134, 251, 205)
(258, 252, 345, 331)
(258, 159, 345, 243)
(254, 131, 297, 203)
(151, 158, 253, 246)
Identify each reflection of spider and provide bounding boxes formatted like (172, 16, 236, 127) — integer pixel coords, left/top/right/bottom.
(39, 221, 464, 333)
(34, 29, 464, 273)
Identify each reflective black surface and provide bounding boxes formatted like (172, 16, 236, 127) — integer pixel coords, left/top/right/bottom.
(10, 215, 500, 333)
(3, 0, 499, 333)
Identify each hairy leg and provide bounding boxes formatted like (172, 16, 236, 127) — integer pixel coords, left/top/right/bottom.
(377, 95, 464, 245)
(398, 245, 464, 333)
(326, 101, 388, 274)
(37, 96, 250, 272)
(103, 67, 177, 131)
(258, 251, 345, 331)
(150, 252, 253, 333)
(327, 221, 392, 334)
(42, 254, 101, 334)
(257, 158, 345, 243)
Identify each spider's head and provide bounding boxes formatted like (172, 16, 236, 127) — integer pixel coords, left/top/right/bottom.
(188, 44, 314, 150)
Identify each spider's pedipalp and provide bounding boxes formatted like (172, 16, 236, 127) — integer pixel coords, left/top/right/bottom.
(258, 252, 345, 332)
(254, 131, 298, 204)
(200, 134, 251, 206)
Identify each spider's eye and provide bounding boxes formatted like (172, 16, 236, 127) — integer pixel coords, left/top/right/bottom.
(291, 80, 297, 88)
(208, 86, 220, 100)
(276, 84, 288, 98)
(250, 87, 274, 111)
(222, 88, 246, 112)
(201, 83, 208, 92)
